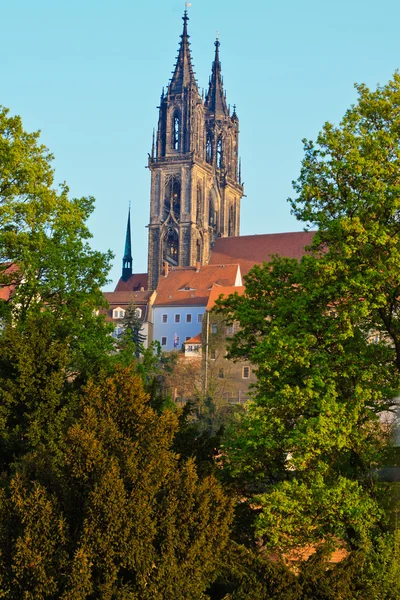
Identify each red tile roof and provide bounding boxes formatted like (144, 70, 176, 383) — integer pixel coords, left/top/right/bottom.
(114, 273, 148, 292)
(183, 333, 202, 344)
(206, 284, 245, 311)
(154, 264, 241, 307)
(0, 264, 19, 301)
(209, 232, 316, 277)
(103, 290, 153, 306)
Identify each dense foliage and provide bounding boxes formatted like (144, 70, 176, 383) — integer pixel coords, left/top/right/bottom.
(218, 74, 400, 557)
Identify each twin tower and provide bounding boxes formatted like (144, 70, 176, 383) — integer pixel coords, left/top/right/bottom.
(139, 11, 243, 290)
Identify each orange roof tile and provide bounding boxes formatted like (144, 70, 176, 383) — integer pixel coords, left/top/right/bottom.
(206, 284, 245, 311)
(209, 231, 316, 277)
(154, 264, 242, 307)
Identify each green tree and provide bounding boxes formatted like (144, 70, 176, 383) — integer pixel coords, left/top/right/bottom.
(121, 299, 146, 357)
(0, 106, 113, 373)
(218, 74, 400, 555)
(0, 366, 233, 599)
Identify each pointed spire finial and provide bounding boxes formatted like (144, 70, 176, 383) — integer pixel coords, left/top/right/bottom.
(122, 205, 133, 281)
(168, 6, 199, 96)
(205, 34, 229, 117)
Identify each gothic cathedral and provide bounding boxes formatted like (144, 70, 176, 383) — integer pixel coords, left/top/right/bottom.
(147, 11, 244, 290)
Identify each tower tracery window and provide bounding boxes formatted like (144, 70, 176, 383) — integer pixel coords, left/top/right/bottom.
(172, 111, 180, 150)
(216, 137, 223, 169)
(163, 228, 179, 265)
(164, 176, 181, 221)
(196, 239, 201, 262)
(196, 183, 202, 224)
(229, 204, 235, 236)
(206, 133, 213, 164)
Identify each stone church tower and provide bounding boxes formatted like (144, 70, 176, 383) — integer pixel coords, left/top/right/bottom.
(147, 11, 244, 290)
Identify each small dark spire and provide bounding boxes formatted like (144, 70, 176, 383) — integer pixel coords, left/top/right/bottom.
(231, 103, 239, 122)
(205, 37, 229, 117)
(168, 10, 199, 95)
(122, 206, 133, 281)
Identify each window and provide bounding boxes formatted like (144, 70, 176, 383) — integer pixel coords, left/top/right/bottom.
(216, 137, 223, 169)
(161, 337, 167, 346)
(113, 308, 125, 319)
(218, 368, 224, 379)
(227, 325, 233, 335)
(162, 314, 168, 324)
(187, 345, 193, 352)
(242, 366, 250, 379)
(135, 308, 142, 319)
(112, 325, 124, 339)
(175, 314, 181, 323)
(186, 314, 192, 323)
(172, 111, 180, 150)
(197, 313, 203, 323)
(210, 350, 216, 360)
(211, 324, 217, 334)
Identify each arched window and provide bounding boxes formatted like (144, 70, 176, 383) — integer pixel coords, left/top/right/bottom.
(206, 133, 213, 164)
(216, 137, 223, 169)
(164, 176, 181, 221)
(163, 228, 179, 266)
(208, 195, 214, 227)
(172, 111, 180, 150)
(196, 184, 202, 223)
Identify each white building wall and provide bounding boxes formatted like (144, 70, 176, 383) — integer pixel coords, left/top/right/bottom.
(153, 305, 205, 351)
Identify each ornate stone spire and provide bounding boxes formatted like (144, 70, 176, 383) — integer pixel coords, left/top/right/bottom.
(122, 206, 133, 281)
(168, 11, 198, 95)
(205, 38, 229, 118)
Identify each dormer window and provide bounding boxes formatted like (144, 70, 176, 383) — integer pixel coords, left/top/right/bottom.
(113, 307, 125, 319)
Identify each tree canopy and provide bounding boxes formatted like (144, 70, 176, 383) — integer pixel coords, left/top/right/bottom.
(218, 73, 400, 555)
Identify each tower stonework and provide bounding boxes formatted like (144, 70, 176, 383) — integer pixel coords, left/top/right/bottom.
(147, 12, 244, 291)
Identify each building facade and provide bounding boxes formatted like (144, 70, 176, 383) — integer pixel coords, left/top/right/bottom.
(147, 11, 244, 290)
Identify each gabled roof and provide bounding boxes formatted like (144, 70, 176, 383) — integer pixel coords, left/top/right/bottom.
(209, 232, 316, 277)
(154, 264, 242, 307)
(183, 333, 202, 345)
(206, 284, 245, 311)
(114, 273, 148, 292)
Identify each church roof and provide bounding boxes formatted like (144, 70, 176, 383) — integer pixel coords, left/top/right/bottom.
(154, 264, 242, 307)
(209, 231, 316, 277)
(114, 273, 148, 292)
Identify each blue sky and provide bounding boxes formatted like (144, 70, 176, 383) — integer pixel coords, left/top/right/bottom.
(2, 0, 400, 289)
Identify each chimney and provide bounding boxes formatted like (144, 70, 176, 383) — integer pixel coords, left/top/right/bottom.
(164, 262, 169, 277)
(140, 287, 144, 292)
(195, 261, 201, 273)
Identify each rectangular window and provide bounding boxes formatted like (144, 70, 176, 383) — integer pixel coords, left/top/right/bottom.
(186, 314, 192, 323)
(226, 325, 233, 335)
(175, 314, 181, 323)
(162, 314, 168, 324)
(198, 313, 203, 323)
(211, 324, 217, 334)
(161, 337, 167, 346)
(218, 368, 224, 379)
(210, 350, 216, 360)
(242, 366, 250, 379)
